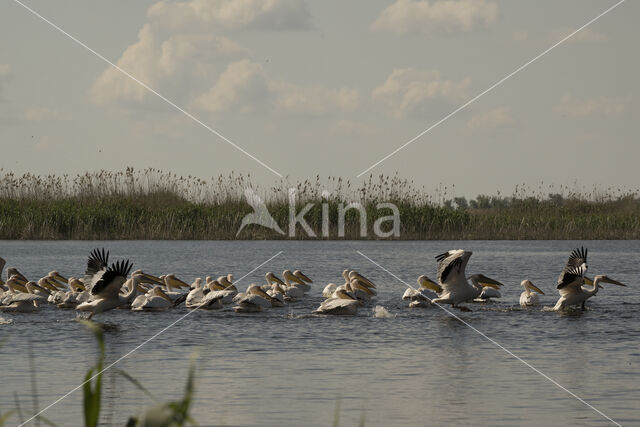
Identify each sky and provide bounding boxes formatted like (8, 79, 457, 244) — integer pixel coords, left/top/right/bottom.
(0, 0, 637, 198)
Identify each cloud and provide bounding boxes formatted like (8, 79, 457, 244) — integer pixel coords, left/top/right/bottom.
(91, 24, 247, 106)
(147, 0, 312, 31)
(467, 107, 511, 130)
(549, 27, 610, 44)
(371, 0, 497, 36)
(194, 59, 359, 116)
(554, 95, 624, 118)
(372, 68, 470, 118)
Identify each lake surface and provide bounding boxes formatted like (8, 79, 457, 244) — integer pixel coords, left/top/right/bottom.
(0, 240, 639, 426)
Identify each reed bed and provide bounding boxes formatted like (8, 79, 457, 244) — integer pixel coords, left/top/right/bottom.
(0, 168, 638, 240)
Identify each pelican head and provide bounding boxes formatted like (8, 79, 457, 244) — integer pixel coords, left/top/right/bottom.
(283, 270, 305, 285)
(266, 272, 285, 286)
(164, 274, 190, 290)
(521, 280, 544, 295)
(293, 270, 312, 283)
(48, 271, 69, 284)
(350, 278, 375, 295)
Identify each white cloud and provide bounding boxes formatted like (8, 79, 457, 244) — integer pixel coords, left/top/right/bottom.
(549, 27, 610, 44)
(91, 24, 247, 106)
(372, 68, 470, 118)
(554, 95, 624, 118)
(147, 0, 312, 31)
(467, 106, 511, 130)
(372, 0, 497, 36)
(194, 60, 359, 116)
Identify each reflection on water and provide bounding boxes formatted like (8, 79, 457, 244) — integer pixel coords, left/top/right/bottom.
(0, 240, 639, 426)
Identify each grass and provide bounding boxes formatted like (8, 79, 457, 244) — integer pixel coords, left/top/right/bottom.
(2, 321, 197, 427)
(0, 167, 639, 239)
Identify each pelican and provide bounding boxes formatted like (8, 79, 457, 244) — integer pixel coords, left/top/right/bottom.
(132, 287, 172, 311)
(430, 250, 504, 311)
(233, 285, 273, 313)
(553, 247, 626, 311)
(7, 268, 28, 285)
(519, 280, 545, 307)
(322, 270, 350, 298)
(469, 275, 505, 301)
(405, 276, 439, 308)
(347, 278, 376, 303)
(314, 289, 358, 315)
(293, 270, 313, 292)
(282, 270, 307, 300)
(163, 274, 191, 301)
(76, 259, 134, 319)
(0, 281, 44, 313)
(56, 277, 89, 309)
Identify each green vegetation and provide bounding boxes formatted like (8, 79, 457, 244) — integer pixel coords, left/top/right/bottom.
(0, 168, 639, 239)
(2, 320, 197, 426)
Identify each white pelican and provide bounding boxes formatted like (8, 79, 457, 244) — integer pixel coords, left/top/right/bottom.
(233, 285, 273, 313)
(405, 276, 439, 308)
(347, 278, 376, 303)
(348, 271, 377, 295)
(56, 278, 89, 309)
(519, 280, 545, 307)
(0, 281, 44, 313)
(322, 270, 350, 298)
(7, 268, 28, 286)
(314, 289, 358, 315)
(553, 247, 626, 311)
(293, 270, 313, 292)
(282, 270, 307, 300)
(469, 274, 505, 301)
(162, 274, 190, 301)
(132, 287, 172, 311)
(430, 250, 504, 311)
(76, 259, 134, 319)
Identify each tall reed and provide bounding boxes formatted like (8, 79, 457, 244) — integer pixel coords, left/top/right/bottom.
(0, 168, 638, 239)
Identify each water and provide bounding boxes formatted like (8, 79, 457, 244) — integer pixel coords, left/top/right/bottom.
(1, 240, 639, 426)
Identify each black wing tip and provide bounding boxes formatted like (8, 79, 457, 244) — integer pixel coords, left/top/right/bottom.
(435, 251, 450, 262)
(570, 246, 588, 263)
(88, 247, 109, 267)
(110, 259, 133, 278)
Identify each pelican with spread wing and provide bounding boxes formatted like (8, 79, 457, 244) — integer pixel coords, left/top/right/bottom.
(77, 257, 134, 319)
(429, 249, 505, 311)
(553, 247, 626, 311)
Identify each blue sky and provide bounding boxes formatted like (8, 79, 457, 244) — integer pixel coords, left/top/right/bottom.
(0, 0, 637, 197)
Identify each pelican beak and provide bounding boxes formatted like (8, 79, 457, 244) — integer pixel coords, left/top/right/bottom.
(527, 283, 545, 295)
(480, 282, 501, 290)
(39, 279, 58, 291)
(166, 275, 190, 290)
(256, 288, 272, 300)
(273, 276, 286, 286)
(141, 273, 164, 285)
(352, 280, 375, 295)
(583, 277, 594, 286)
(295, 271, 313, 283)
(602, 277, 626, 287)
(136, 284, 147, 293)
(53, 272, 68, 284)
(226, 285, 238, 292)
(418, 277, 442, 293)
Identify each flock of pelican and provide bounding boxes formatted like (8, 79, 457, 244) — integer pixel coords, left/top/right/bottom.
(0, 246, 627, 318)
(401, 247, 626, 311)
